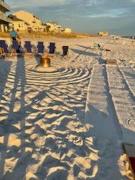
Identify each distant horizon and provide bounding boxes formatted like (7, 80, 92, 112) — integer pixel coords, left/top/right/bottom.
(7, 0, 135, 36)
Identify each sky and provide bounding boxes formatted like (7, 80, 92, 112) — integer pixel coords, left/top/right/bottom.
(6, 0, 135, 35)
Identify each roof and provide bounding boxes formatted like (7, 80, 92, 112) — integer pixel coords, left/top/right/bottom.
(0, 0, 10, 11)
(8, 14, 23, 21)
(13, 10, 39, 20)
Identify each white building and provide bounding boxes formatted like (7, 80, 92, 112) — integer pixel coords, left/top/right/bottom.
(45, 22, 64, 33)
(45, 22, 72, 33)
(13, 10, 45, 32)
(8, 14, 28, 32)
(0, 0, 10, 32)
(64, 28, 72, 33)
(9, 10, 72, 34)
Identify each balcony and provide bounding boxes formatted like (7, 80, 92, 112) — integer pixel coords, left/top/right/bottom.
(0, 12, 10, 23)
(0, 0, 10, 11)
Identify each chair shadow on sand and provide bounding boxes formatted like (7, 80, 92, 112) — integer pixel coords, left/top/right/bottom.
(0, 54, 36, 179)
(71, 46, 107, 66)
(77, 45, 91, 50)
(71, 48, 99, 57)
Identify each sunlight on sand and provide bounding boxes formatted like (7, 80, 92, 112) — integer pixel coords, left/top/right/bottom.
(0, 37, 135, 179)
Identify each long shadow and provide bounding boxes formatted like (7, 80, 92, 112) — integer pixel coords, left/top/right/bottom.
(77, 44, 101, 51)
(0, 54, 34, 179)
(34, 54, 41, 65)
(0, 59, 12, 102)
(70, 48, 98, 57)
(121, 68, 135, 79)
(77, 45, 91, 49)
(97, 53, 106, 64)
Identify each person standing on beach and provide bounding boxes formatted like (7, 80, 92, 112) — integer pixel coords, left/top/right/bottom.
(9, 28, 23, 54)
(9, 28, 18, 41)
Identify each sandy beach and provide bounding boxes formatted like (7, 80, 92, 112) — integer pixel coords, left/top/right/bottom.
(0, 36, 135, 180)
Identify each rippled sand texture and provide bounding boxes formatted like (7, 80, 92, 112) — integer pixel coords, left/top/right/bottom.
(0, 50, 99, 180)
(0, 37, 135, 180)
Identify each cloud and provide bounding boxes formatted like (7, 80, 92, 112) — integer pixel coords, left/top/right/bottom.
(6, 0, 135, 35)
(7, 0, 67, 8)
(84, 8, 128, 18)
(7, 0, 106, 9)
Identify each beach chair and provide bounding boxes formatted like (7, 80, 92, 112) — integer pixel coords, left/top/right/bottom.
(12, 40, 19, 52)
(48, 42, 56, 54)
(62, 46, 69, 56)
(0, 40, 8, 54)
(24, 41, 32, 53)
(37, 41, 45, 54)
(10, 40, 24, 55)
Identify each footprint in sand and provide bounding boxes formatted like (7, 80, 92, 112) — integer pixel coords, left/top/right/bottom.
(66, 134, 83, 147)
(66, 121, 88, 133)
(47, 166, 68, 180)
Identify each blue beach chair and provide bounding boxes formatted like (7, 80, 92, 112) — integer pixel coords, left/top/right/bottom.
(48, 42, 56, 54)
(0, 40, 8, 53)
(11, 40, 24, 54)
(37, 41, 45, 54)
(12, 40, 19, 52)
(24, 41, 32, 53)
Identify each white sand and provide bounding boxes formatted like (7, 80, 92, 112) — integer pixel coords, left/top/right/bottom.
(0, 36, 135, 179)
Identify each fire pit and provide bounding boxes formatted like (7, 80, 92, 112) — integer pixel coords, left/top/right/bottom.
(35, 52, 57, 72)
(40, 53, 51, 68)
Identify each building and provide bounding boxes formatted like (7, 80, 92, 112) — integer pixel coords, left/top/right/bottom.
(13, 10, 45, 32)
(64, 28, 72, 33)
(45, 22, 63, 33)
(8, 14, 28, 32)
(45, 23, 72, 34)
(0, 0, 10, 32)
(9, 10, 72, 34)
(98, 32, 109, 36)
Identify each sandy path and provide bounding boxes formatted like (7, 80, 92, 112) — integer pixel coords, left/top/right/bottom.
(107, 65, 135, 145)
(120, 67, 135, 97)
(85, 64, 123, 179)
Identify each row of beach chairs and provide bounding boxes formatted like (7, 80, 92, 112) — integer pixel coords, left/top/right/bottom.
(0, 40, 69, 56)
